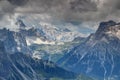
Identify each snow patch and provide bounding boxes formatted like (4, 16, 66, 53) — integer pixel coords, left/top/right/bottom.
(32, 51, 41, 59)
(26, 37, 55, 46)
(106, 30, 120, 39)
(17, 47, 21, 52)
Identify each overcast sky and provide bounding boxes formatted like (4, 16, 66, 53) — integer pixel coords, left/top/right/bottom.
(0, 0, 120, 35)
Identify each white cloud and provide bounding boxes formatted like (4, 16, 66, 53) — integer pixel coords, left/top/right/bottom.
(0, 13, 23, 32)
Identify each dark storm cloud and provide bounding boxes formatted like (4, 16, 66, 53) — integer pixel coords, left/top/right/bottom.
(14, 0, 98, 21)
(7, 0, 28, 6)
(0, 0, 28, 19)
(0, 0, 120, 21)
(70, 0, 97, 12)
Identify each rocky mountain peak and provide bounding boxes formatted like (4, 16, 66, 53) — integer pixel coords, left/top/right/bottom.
(94, 20, 120, 40)
(96, 20, 117, 34)
(16, 19, 27, 29)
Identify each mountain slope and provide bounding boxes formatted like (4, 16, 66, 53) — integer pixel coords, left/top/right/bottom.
(0, 40, 77, 80)
(0, 28, 31, 54)
(57, 20, 120, 80)
(0, 28, 94, 80)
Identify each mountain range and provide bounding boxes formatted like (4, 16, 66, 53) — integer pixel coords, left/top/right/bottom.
(0, 27, 93, 80)
(0, 19, 120, 80)
(0, 18, 92, 80)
